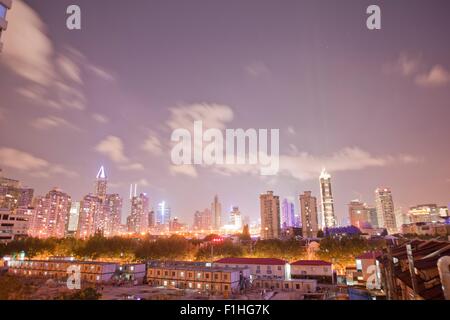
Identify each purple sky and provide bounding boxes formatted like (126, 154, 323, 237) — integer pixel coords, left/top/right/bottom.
(0, 0, 449, 225)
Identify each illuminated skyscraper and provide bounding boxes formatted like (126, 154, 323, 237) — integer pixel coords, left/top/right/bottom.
(95, 166, 107, 201)
(127, 193, 149, 234)
(375, 187, 396, 234)
(229, 206, 242, 229)
(281, 199, 295, 228)
(319, 169, 337, 228)
(348, 200, 370, 229)
(0, 0, 12, 52)
(67, 201, 81, 233)
(33, 188, 71, 238)
(77, 194, 102, 238)
(299, 191, 319, 238)
(260, 191, 280, 240)
(104, 193, 123, 236)
(211, 195, 222, 230)
(156, 201, 171, 226)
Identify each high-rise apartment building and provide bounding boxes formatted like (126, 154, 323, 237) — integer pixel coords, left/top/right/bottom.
(67, 201, 81, 233)
(368, 206, 378, 228)
(193, 208, 212, 231)
(375, 187, 396, 234)
(260, 191, 280, 240)
(104, 193, 122, 236)
(0, 0, 12, 52)
(77, 194, 102, 238)
(211, 195, 222, 230)
(319, 169, 337, 228)
(229, 206, 242, 229)
(127, 193, 149, 234)
(299, 191, 319, 238)
(33, 188, 71, 238)
(348, 200, 370, 229)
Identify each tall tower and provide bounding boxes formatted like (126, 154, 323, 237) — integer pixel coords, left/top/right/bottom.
(299, 191, 319, 238)
(281, 199, 295, 228)
(127, 193, 149, 234)
(95, 166, 107, 201)
(211, 195, 222, 230)
(375, 187, 396, 234)
(319, 169, 337, 229)
(260, 191, 281, 240)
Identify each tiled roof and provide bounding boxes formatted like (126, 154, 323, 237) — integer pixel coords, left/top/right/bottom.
(291, 260, 332, 266)
(214, 257, 287, 265)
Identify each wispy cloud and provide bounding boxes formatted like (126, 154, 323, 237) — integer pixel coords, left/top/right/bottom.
(92, 113, 109, 124)
(169, 164, 198, 178)
(245, 61, 271, 78)
(31, 115, 80, 131)
(142, 133, 163, 156)
(0, 147, 78, 178)
(95, 136, 144, 171)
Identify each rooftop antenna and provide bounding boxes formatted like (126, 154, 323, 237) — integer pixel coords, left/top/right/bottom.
(129, 184, 133, 199)
(134, 183, 137, 197)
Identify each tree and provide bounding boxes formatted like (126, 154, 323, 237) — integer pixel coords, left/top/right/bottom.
(239, 225, 251, 241)
(57, 287, 101, 300)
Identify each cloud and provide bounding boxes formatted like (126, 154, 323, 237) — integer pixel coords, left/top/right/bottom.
(92, 113, 109, 124)
(95, 136, 144, 171)
(206, 146, 420, 181)
(88, 65, 116, 82)
(278, 147, 420, 181)
(169, 164, 198, 178)
(1, 1, 115, 112)
(142, 133, 163, 155)
(167, 103, 234, 131)
(0, 147, 78, 178)
(57, 54, 82, 85)
(245, 61, 271, 77)
(286, 126, 296, 135)
(31, 115, 80, 131)
(415, 65, 450, 87)
(384, 53, 450, 88)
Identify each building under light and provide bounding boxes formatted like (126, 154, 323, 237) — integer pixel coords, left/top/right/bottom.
(375, 187, 397, 234)
(299, 191, 319, 238)
(319, 169, 337, 229)
(260, 191, 281, 240)
(156, 201, 171, 226)
(0, 0, 11, 52)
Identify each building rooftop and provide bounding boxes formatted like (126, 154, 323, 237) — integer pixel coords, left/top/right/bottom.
(214, 257, 287, 265)
(290, 260, 332, 266)
(356, 251, 383, 260)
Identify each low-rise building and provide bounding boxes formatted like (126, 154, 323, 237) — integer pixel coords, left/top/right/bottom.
(213, 257, 288, 279)
(402, 222, 449, 237)
(7, 259, 118, 283)
(116, 263, 146, 283)
(290, 260, 334, 284)
(146, 261, 250, 294)
(0, 208, 30, 243)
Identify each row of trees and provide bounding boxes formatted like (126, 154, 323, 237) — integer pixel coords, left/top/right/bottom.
(0, 234, 386, 266)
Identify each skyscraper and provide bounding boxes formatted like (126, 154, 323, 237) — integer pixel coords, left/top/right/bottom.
(299, 191, 319, 238)
(67, 201, 81, 233)
(375, 187, 397, 234)
(0, 0, 12, 52)
(229, 206, 242, 229)
(368, 206, 378, 228)
(260, 191, 280, 240)
(34, 188, 71, 238)
(211, 195, 222, 230)
(156, 201, 171, 226)
(348, 200, 370, 229)
(193, 208, 212, 231)
(281, 199, 295, 228)
(319, 169, 337, 228)
(77, 194, 102, 238)
(127, 193, 149, 234)
(95, 166, 107, 201)
(104, 193, 123, 236)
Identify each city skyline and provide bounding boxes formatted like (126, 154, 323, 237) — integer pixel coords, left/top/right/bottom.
(1, 0, 450, 225)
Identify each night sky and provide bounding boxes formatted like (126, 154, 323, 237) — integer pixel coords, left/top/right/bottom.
(1, 0, 449, 225)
